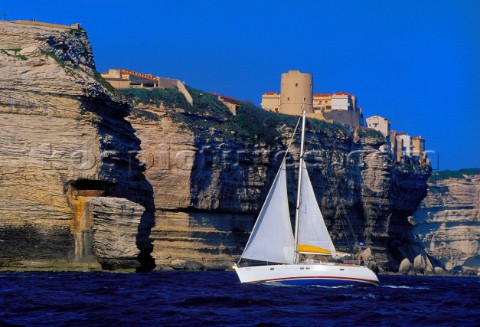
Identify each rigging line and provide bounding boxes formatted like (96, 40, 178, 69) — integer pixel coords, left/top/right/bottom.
(338, 207, 352, 253)
(280, 116, 302, 164)
(341, 204, 359, 253)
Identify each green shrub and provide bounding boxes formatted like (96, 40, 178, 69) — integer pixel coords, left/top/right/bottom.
(357, 127, 383, 139)
(234, 102, 296, 145)
(93, 71, 118, 95)
(0, 48, 28, 60)
(40, 50, 66, 67)
(308, 117, 349, 137)
(120, 88, 192, 110)
(430, 168, 480, 183)
(130, 108, 159, 121)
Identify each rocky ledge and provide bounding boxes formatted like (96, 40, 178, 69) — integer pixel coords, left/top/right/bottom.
(411, 169, 480, 275)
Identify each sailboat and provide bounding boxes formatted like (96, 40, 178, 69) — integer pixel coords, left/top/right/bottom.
(233, 109, 380, 287)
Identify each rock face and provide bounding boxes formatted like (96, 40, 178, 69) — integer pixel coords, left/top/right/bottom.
(0, 21, 154, 270)
(411, 171, 480, 273)
(126, 91, 431, 272)
(0, 21, 431, 272)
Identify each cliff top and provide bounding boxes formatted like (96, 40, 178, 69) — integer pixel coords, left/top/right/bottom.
(9, 20, 81, 31)
(429, 168, 480, 183)
(120, 87, 357, 147)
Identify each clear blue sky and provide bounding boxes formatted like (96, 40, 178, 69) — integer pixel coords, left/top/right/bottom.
(3, 0, 479, 170)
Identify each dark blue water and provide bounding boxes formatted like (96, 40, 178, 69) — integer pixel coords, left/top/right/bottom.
(1, 271, 479, 327)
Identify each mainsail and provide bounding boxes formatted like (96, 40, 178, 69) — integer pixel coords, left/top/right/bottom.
(296, 161, 337, 257)
(240, 161, 295, 264)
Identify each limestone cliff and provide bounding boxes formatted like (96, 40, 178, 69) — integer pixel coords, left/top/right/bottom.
(411, 170, 480, 274)
(0, 21, 431, 273)
(124, 88, 431, 272)
(0, 21, 154, 270)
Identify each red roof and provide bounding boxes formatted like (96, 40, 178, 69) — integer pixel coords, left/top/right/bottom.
(313, 92, 355, 97)
(263, 92, 277, 95)
(120, 69, 157, 81)
(210, 92, 240, 102)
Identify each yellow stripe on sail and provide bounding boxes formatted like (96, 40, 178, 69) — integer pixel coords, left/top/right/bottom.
(297, 244, 350, 257)
(297, 244, 332, 255)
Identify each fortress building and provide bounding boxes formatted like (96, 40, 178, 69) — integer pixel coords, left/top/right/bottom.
(261, 71, 427, 164)
(279, 70, 313, 115)
(261, 70, 313, 115)
(261, 70, 362, 129)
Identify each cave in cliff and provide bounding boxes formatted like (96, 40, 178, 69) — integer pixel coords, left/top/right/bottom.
(67, 179, 115, 198)
(66, 179, 114, 264)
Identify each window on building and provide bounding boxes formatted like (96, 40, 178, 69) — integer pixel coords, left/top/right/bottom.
(295, 83, 298, 87)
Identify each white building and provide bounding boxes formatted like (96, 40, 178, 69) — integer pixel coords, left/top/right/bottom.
(396, 133, 413, 157)
(331, 92, 356, 111)
(366, 115, 391, 138)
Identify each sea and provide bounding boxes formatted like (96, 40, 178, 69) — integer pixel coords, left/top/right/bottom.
(0, 271, 479, 327)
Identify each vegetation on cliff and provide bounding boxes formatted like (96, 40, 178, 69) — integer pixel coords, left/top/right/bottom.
(0, 48, 28, 60)
(120, 87, 349, 146)
(355, 127, 384, 141)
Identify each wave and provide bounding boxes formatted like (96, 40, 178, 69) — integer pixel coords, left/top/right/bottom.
(381, 284, 430, 290)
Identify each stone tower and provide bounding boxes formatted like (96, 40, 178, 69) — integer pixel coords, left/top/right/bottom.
(280, 70, 313, 115)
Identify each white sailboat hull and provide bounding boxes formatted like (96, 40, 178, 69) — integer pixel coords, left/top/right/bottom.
(234, 263, 380, 287)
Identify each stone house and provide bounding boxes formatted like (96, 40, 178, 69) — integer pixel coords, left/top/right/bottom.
(101, 68, 193, 105)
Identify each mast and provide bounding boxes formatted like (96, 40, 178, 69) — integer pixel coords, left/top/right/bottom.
(293, 108, 307, 263)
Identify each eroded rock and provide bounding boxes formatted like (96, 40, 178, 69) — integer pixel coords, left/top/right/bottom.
(0, 21, 154, 270)
(412, 172, 480, 272)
